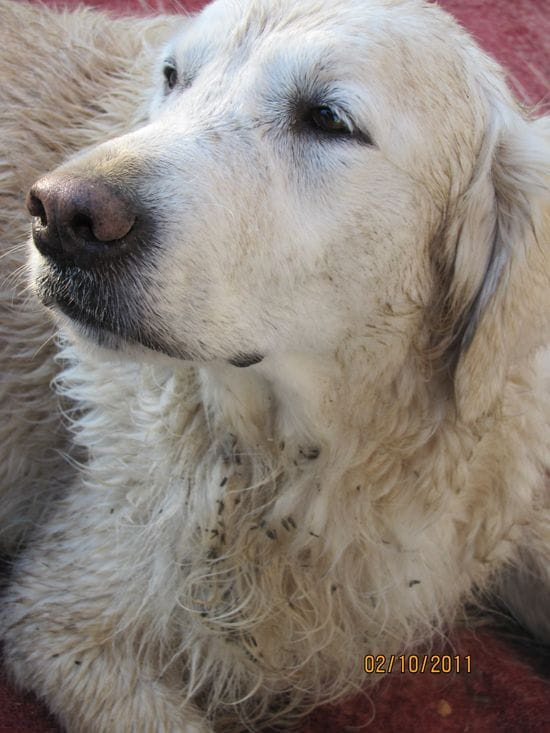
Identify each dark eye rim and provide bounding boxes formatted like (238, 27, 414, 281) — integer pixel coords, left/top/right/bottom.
(302, 104, 374, 146)
(163, 63, 178, 91)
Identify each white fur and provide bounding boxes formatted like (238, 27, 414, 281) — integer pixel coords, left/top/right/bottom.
(1, 0, 550, 731)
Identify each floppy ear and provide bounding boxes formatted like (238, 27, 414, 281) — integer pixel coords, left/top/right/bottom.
(434, 108, 550, 423)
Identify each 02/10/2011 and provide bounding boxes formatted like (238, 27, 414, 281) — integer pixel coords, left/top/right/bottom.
(363, 654, 472, 674)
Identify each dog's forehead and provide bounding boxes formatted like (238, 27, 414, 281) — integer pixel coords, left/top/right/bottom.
(171, 0, 471, 93)
(173, 0, 366, 67)
(196, 0, 423, 34)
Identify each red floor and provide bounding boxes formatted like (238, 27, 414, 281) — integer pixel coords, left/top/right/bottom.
(442, 0, 549, 106)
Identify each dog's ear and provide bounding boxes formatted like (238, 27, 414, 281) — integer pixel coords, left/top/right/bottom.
(433, 106, 550, 423)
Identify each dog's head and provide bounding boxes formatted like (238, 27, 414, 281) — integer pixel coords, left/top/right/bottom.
(28, 0, 550, 418)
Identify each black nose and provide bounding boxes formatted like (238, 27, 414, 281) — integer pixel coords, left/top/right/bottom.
(27, 174, 138, 267)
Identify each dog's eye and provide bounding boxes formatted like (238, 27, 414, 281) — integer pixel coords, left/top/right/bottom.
(301, 104, 374, 145)
(308, 106, 351, 135)
(163, 64, 178, 91)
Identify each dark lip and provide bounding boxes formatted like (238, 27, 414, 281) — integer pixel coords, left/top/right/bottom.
(228, 353, 264, 368)
(53, 293, 113, 332)
(43, 280, 196, 362)
(35, 259, 140, 343)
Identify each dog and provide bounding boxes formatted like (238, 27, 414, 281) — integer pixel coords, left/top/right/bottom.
(1, 0, 549, 730)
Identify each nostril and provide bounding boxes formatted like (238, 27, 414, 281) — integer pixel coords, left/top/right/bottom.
(70, 212, 96, 242)
(27, 193, 48, 226)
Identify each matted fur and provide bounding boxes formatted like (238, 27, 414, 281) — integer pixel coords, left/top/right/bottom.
(0, 0, 549, 731)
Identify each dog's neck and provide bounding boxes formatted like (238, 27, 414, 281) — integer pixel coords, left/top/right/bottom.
(198, 346, 450, 479)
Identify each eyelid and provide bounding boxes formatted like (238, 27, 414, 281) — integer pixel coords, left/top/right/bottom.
(312, 101, 374, 146)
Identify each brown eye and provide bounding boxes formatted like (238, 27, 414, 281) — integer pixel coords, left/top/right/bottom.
(309, 106, 351, 134)
(163, 64, 178, 91)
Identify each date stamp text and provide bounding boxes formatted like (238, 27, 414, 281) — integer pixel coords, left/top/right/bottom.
(364, 654, 472, 674)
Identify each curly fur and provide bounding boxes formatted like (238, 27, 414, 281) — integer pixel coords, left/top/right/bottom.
(0, 1, 549, 731)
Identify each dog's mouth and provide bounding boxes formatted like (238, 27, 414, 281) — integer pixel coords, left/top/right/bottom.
(35, 259, 265, 368)
(34, 257, 187, 357)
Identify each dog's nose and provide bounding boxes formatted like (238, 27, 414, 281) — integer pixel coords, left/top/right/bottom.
(27, 174, 137, 266)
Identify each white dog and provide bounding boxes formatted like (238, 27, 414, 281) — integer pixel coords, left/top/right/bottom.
(1, 0, 549, 731)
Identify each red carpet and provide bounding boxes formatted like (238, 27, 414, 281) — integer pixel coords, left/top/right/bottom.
(2, 1, 549, 731)
(442, 0, 549, 106)
(1, 630, 549, 732)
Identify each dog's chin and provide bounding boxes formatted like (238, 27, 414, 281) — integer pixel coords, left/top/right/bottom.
(52, 303, 199, 368)
(64, 316, 265, 371)
(65, 320, 196, 369)
(62, 315, 265, 371)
